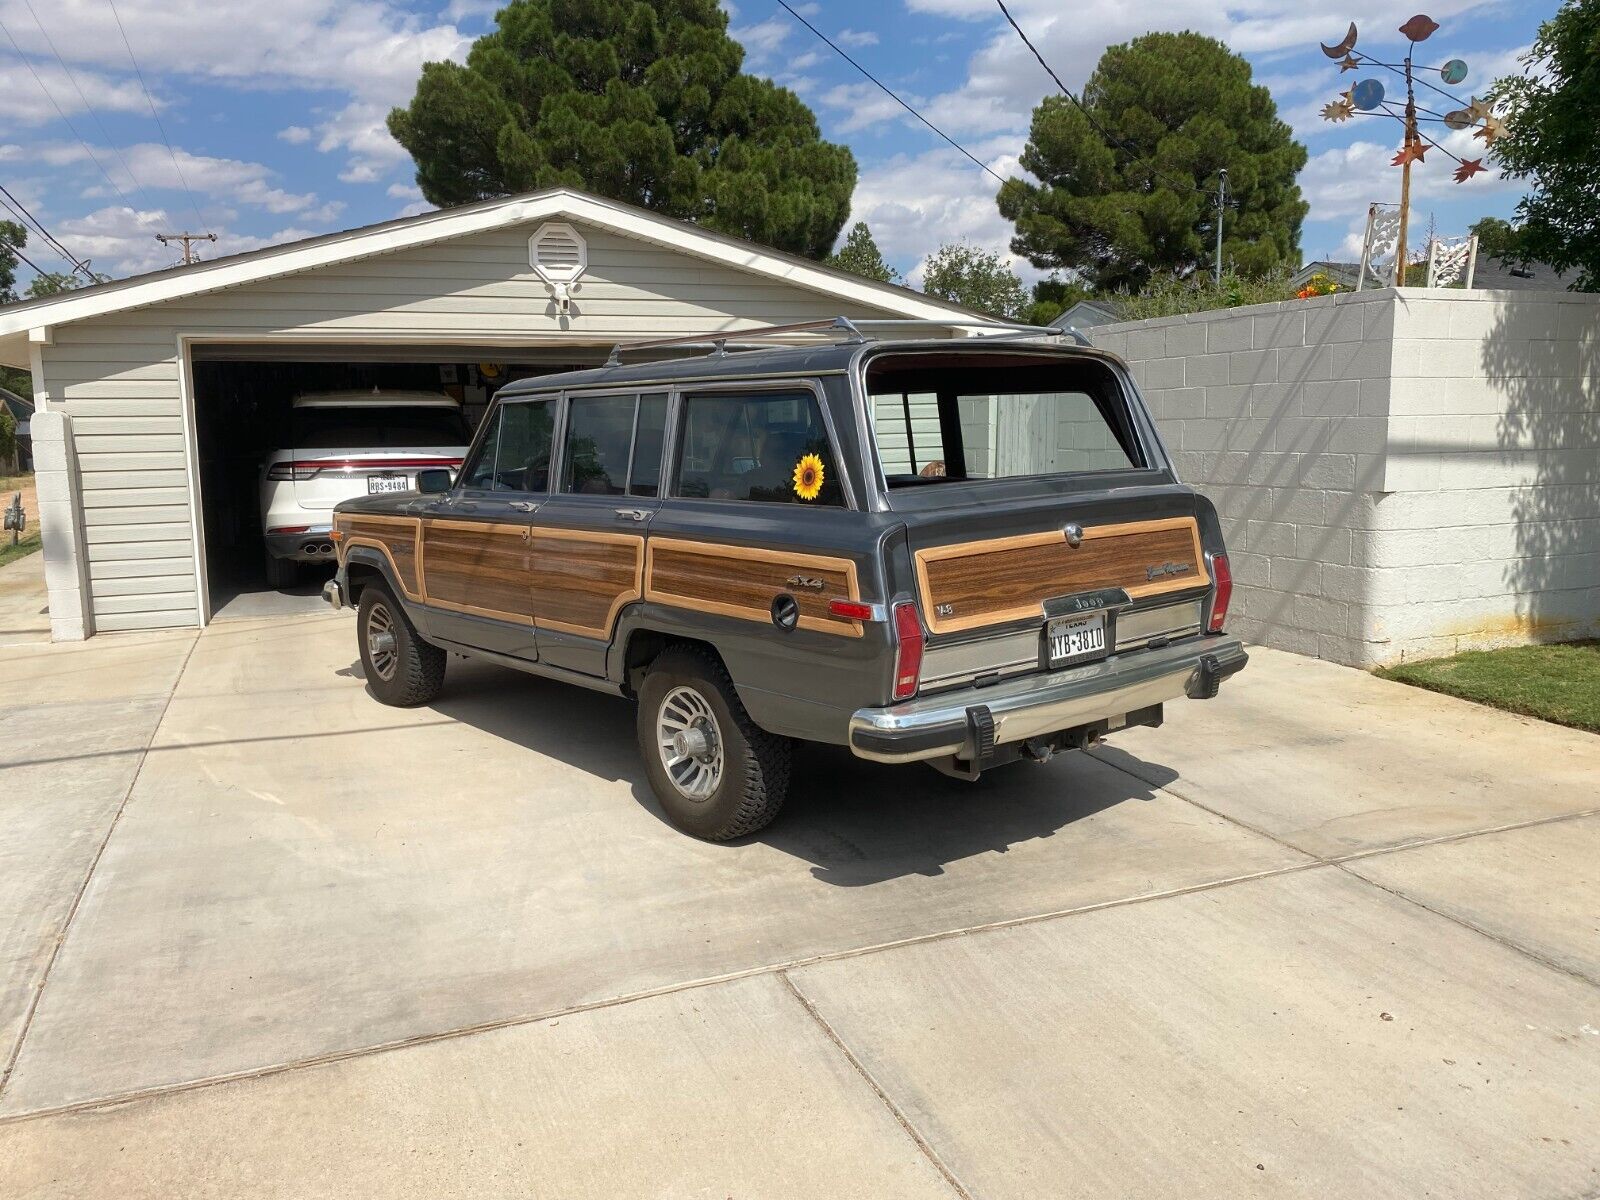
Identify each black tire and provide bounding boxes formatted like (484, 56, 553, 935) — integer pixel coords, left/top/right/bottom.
(636, 647, 791, 841)
(357, 581, 446, 706)
(263, 549, 298, 589)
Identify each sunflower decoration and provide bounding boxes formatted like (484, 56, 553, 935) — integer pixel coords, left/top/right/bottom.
(792, 453, 825, 502)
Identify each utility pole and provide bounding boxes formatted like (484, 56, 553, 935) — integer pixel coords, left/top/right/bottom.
(1213, 168, 1228, 284)
(155, 231, 217, 265)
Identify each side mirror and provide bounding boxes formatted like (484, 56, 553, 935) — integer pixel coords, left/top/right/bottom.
(416, 468, 453, 495)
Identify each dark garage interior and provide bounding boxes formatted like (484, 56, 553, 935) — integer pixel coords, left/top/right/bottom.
(190, 344, 602, 620)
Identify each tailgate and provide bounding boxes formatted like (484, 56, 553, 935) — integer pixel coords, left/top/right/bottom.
(903, 492, 1208, 637)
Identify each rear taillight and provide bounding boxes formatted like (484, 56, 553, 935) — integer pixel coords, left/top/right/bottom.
(1208, 553, 1233, 633)
(266, 463, 319, 482)
(891, 600, 924, 701)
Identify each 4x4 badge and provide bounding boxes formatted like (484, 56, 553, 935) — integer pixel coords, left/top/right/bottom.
(786, 575, 825, 591)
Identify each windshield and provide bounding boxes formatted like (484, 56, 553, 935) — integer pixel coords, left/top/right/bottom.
(291, 405, 472, 449)
(866, 355, 1143, 486)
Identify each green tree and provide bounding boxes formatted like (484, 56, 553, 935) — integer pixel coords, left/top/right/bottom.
(388, 0, 856, 258)
(0, 220, 26, 305)
(998, 32, 1307, 292)
(1489, 0, 1600, 290)
(0, 405, 15, 469)
(1021, 274, 1092, 326)
(826, 221, 898, 283)
(921, 243, 1027, 319)
(26, 271, 85, 298)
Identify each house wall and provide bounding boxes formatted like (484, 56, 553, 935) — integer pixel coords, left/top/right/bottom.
(1086, 288, 1600, 666)
(32, 220, 920, 635)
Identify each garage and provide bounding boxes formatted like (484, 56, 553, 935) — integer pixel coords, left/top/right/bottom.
(0, 187, 980, 639)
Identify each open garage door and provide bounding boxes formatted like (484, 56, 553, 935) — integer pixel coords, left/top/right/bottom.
(188, 344, 606, 622)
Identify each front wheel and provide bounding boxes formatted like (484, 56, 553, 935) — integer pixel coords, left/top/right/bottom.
(357, 581, 446, 706)
(636, 648, 791, 841)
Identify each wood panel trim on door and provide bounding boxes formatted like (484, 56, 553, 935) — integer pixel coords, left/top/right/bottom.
(645, 537, 864, 638)
(527, 527, 645, 640)
(418, 517, 535, 626)
(334, 513, 423, 601)
(914, 516, 1209, 635)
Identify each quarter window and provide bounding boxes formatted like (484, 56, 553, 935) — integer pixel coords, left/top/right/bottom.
(673, 390, 843, 506)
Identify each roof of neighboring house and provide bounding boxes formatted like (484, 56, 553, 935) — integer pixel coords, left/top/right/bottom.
(0, 187, 986, 356)
(0, 386, 32, 421)
(1049, 299, 1126, 330)
(1291, 261, 1363, 289)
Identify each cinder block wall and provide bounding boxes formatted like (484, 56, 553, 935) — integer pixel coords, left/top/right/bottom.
(1087, 288, 1600, 667)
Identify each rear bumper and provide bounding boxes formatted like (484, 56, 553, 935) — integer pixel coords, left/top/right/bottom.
(848, 635, 1248, 764)
(265, 526, 335, 562)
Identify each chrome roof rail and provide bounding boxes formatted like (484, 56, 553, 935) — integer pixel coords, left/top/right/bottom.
(603, 316, 1084, 366)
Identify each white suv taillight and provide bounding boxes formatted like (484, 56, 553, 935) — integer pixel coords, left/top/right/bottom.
(1208, 553, 1233, 632)
(266, 462, 321, 482)
(891, 600, 924, 701)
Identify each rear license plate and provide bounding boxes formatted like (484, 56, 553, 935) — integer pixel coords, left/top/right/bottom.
(1047, 613, 1107, 666)
(367, 474, 410, 494)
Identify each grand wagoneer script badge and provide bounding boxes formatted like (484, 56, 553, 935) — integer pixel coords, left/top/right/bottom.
(1146, 560, 1193, 581)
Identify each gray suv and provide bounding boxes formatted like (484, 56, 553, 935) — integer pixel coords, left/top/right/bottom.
(324, 320, 1247, 840)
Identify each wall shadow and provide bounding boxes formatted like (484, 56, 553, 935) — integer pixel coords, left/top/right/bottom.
(1482, 302, 1600, 639)
(417, 656, 1171, 888)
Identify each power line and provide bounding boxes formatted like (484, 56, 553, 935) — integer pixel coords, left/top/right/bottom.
(0, 14, 139, 214)
(772, 0, 1007, 185)
(20, 0, 152, 212)
(993, 0, 1208, 201)
(2, 234, 55, 281)
(106, 0, 210, 232)
(0, 181, 92, 276)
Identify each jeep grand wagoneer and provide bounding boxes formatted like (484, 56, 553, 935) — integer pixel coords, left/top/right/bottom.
(325, 319, 1247, 840)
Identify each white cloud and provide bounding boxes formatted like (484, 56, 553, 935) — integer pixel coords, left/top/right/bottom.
(0, 54, 152, 126)
(730, 15, 791, 64)
(836, 29, 879, 48)
(386, 181, 422, 200)
(44, 204, 323, 275)
(819, 82, 911, 133)
(277, 126, 313, 144)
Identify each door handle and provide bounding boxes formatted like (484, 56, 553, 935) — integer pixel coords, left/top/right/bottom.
(614, 508, 650, 522)
(508, 500, 539, 512)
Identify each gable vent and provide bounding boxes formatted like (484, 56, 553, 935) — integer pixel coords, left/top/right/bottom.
(529, 222, 587, 285)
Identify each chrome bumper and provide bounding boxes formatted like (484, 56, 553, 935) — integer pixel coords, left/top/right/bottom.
(848, 635, 1248, 765)
(321, 577, 346, 611)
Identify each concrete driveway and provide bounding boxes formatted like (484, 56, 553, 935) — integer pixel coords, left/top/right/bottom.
(2, 611, 1598, 1198)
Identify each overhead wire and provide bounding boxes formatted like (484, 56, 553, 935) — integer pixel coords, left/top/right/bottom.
(105, 0, 210, 232)
(0, 192, 77, 279)
(0, 180, 88, 272)
(772, 0, 1007, 185)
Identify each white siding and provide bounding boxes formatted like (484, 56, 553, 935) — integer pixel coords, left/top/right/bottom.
(38, 221, 929, 632)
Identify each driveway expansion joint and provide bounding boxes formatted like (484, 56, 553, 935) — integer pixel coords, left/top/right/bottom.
(0, 633, 201, 1102)
(779, 971, 973, 1200)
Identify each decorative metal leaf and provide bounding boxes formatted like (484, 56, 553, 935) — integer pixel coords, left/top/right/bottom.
(1452, 158, 1485, 183)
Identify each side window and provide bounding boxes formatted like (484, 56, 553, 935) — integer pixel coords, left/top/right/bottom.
(494, 400, 556, 492)
(672, 390, 843, 506)
(629, 394, 668, 498)
(460, 407, 503, 490)
(562, 395, 635, 495)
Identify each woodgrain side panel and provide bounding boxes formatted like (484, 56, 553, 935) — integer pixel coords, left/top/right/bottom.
(646, 538, 863, 637)
(420, 518, 534, 625)
(336, 513, 422, 599)
(915, 517, 1209, 635)
(529, 528, 644, 639)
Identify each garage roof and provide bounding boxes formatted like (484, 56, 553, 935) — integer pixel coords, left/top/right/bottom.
(0, 187, 983, 365)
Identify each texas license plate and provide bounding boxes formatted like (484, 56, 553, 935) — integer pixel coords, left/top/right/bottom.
(367, 474, 410, 494)
(1047, 613, 1107, 666)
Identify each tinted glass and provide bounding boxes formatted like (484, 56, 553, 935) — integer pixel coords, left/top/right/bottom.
(629, 394, 668, 497)
(292, 406, 471, 449)
(493, 401, 556, 492)
(562, 395, 636, 495)
(459, 400, 554, 491)
(674, 391, 843, 506)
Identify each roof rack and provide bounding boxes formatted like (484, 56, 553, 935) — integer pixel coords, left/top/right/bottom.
(604, 316, 1087, 366)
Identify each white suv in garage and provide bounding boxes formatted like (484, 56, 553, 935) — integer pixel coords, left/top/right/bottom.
(261, 390, 472, 587)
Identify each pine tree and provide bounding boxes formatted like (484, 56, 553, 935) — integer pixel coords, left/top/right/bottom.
(826, 222, 898, 283)
(388, 0, 856, 258)
(997, 32, 1307, 291)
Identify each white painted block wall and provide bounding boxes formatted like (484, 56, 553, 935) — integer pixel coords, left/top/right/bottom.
(1088, 288, 1600, 666)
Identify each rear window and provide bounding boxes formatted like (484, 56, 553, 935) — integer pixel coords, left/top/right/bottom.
(672, 390, 844, 506)
(291, 405, 472, 449)
(867, 356, 1144, 486)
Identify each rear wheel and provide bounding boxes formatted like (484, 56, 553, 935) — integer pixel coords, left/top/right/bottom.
(357, 581, 445, 706)
(636, 648, 791, 841)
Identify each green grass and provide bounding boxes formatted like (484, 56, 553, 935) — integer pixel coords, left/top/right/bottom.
(1378, 642, 1600, 734)
(0, 526, 41, 568)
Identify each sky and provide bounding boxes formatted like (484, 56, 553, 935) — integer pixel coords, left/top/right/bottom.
(0, 0, 1554, 290)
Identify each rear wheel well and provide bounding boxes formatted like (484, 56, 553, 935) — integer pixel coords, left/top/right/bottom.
(623, 629, 725, 696)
